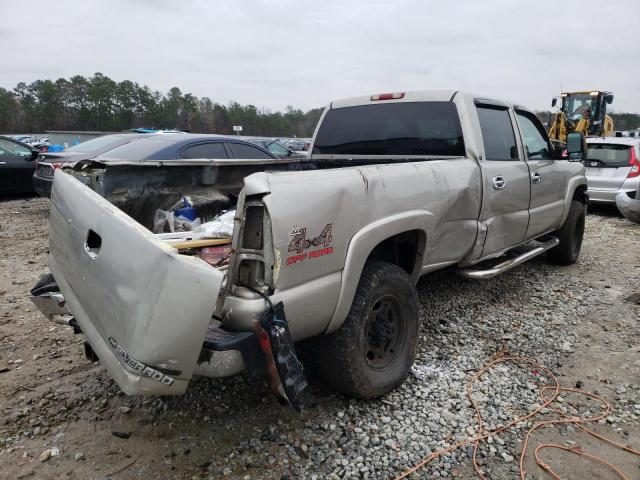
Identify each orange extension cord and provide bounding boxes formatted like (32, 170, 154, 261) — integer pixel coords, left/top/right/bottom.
(393, 349, 640, 480)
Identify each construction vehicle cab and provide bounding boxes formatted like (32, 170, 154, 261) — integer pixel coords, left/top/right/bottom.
(549, 90, 614, 143)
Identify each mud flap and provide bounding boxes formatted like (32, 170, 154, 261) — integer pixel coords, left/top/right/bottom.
(256, 302, 308, 408)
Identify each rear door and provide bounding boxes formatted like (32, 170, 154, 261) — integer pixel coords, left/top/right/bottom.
(0, 138, 35, 194)
(475, 102, 530, 256)
(515, 110, 566, 239)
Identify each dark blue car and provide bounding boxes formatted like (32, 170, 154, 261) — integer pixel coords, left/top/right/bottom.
(93, 133, 278, 162)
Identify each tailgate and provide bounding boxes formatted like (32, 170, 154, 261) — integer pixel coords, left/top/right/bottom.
(49, 171, 224, 395)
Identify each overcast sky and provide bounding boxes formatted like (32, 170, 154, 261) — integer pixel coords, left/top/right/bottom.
(2, 0, 639, 113)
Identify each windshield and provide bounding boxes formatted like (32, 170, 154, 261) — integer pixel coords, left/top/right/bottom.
(266, 141, 290, 155)
(66, 135, 131, 153)
(563, 93, 597, 122)
(313, 101, 465, 156)
(586, 144, 632, 167)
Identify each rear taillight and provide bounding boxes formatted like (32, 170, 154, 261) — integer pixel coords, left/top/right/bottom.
(371, 92, 405, 101)
(628, 148, 640, 178)
(51, 162, 63, 170)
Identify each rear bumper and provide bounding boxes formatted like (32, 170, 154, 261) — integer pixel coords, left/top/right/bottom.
(32, 174, 53, 198)
(587, 178, 640, 203)
(616, 190, 640, 223)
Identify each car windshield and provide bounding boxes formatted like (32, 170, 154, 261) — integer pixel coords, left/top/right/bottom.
(586, 144, 632, 167)
(563, 93, 597, 121)
(266, 141, 289, 155)
(66, 135, 131, 153)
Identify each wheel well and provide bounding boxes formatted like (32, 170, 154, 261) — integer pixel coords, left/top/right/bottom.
(366, 230, 424, 282)
(573, 184, 588, 204)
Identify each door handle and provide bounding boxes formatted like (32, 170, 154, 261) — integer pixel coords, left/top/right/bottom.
(531, 172, 542, 184)
(492, 176, 506, 190)
(0, 161, 6, 165)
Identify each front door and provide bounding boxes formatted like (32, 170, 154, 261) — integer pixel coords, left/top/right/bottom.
(514, 110, 566, 239)
(475, 102, 531, 257)
(0, 138, 35, 194)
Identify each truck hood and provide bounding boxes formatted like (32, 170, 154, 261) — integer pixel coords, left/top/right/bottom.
(48, 171, 224, 394)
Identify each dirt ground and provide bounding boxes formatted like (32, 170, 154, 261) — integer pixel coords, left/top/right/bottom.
(0, 196, 638, 480)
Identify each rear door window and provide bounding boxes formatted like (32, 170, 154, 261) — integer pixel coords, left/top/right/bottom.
(477, 106, 518, 161)
(180, 142, 228, 159)
(228, 142, 273, 159)
(586, 144, 632, 167)
(312, 101, 465, 156)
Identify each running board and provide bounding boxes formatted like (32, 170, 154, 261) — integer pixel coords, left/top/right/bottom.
(456, 237, 559, 279)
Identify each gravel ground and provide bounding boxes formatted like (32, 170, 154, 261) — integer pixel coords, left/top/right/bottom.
(0, 197, 639, 479)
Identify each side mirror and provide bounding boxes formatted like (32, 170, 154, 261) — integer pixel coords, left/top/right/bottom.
(605, 94, 614, 104)
(31, 150, 38, 160)
(566, 132, 586, 162)
(551, 97, 557, 108)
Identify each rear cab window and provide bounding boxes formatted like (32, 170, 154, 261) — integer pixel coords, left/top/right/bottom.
(312, 102, 465, 156)
(586, 143, 633, 167)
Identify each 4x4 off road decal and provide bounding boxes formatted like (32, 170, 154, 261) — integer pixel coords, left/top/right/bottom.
(108, 337, 175, 386)
(286, 223, 333, 265)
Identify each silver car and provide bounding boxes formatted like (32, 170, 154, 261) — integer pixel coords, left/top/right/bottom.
(585, 137, 640, 203)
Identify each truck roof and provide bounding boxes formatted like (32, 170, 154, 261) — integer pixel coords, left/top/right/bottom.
(330, 90, 458, 109)
(328, 90, 534, 114)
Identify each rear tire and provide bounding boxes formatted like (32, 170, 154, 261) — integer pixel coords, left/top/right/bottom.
(317, 262, 419, 399)
(547, 199, 586, 265)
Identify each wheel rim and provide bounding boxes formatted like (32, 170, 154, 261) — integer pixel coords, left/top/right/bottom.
(363, 295, 404, 369)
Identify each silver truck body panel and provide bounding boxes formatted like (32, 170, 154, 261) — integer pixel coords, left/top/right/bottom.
(259, 159, 481, 334)
(48, 171, 224, 394)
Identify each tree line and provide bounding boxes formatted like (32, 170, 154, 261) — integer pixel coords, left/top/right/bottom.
(0, 73, 638, 136)
(0, 73, 323, 137)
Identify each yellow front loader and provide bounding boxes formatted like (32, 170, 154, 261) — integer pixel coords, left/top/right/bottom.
(548, 90, 614, 143)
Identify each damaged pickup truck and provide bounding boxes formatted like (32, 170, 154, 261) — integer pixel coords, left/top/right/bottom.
(31, 91, 589, 406)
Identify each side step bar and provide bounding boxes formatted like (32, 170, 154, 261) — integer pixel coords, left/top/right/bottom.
(457, 237, 559, 279)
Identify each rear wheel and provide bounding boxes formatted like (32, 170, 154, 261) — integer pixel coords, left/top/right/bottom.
(547, 199, 586, 265)
(317, 262, 419, 399)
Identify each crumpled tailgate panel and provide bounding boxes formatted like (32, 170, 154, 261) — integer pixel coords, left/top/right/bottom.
(49, 171, 224, 394)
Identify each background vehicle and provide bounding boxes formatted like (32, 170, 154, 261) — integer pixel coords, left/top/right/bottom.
(0, 135, 39, 195)
(33, 133, 152, 197)
(584, 137, 640, 203)
(30, 91, 588, 406)
(94, 133, 277, 162)
(549, 90, 614, 143)
(244, 137, 306, 158)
